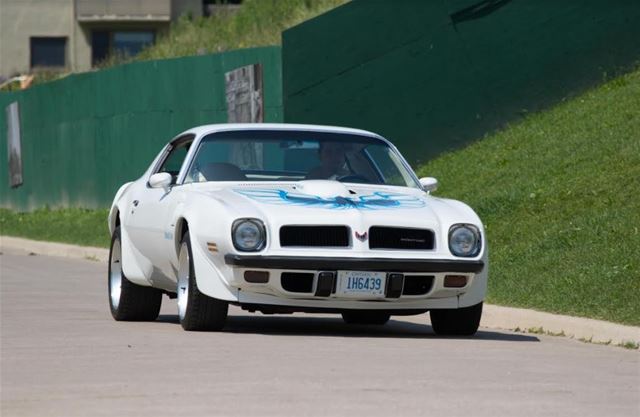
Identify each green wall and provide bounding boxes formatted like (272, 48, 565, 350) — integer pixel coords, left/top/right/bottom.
(4, 1, 640, 211)
(0, 46, 282, 210)
(283, 0, 640, 164)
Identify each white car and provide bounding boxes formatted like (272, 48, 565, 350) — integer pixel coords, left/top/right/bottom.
(108, 123, 487, 334)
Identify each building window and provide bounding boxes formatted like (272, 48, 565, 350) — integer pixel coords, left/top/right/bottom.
(92, 31, 110, 65)
(30, 37, 67, 69)
(91, 30, 155, 66)
(113, 31, 155, 56)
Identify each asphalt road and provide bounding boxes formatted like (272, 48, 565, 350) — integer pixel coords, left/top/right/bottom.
(1, 248, 638, 417)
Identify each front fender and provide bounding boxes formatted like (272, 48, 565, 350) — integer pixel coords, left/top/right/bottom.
(108, 181, 134, 236)
(457, 248, 489, 307)
(107, 181, 154, 286)
(120, 225, 154, 286)
(171, 197, 239, 302)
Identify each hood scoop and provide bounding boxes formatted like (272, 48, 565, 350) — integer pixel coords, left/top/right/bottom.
(296, 180, 352, 198)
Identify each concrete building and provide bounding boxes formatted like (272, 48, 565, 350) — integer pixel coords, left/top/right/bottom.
(0, 0, 202, 79)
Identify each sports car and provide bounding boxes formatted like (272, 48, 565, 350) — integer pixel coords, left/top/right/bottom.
(107, 123, 487, 334)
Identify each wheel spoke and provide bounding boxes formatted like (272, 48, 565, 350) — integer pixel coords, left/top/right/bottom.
(109, 238, 122, 310)
(177, 243, 190, 321)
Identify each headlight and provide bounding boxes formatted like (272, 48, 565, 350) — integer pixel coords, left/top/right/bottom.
(449, 224, 481, 257)
(232, 219, 266, 251)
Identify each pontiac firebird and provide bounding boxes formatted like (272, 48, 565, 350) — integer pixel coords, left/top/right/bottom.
(107, 124, 487, 334)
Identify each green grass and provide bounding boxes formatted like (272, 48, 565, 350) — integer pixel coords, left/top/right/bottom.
(1, 0, 347, 90)
(136, 0, 347, 59)
(1, 67, 639, 326)
(514, 328, 638, 350)
(99, 0, 348, 67)
(617, 341, 640, 350)
(417, 68, 640, 326)
(0, 208, 110, 248)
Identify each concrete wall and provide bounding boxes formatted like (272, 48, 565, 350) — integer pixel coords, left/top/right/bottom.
(172, 0, 202, 20)
(76, 0, 171, 19)
(0, 0, 202, 78)
(0, 0, 77, 77)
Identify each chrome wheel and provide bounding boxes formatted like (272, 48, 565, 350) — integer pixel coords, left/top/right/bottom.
(109, 236, 122, 310)
(177, 242, 190, 321)
(177, 230, 228, 331)
(108, 226, 162, 321)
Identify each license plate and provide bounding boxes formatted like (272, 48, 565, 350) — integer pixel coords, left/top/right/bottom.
(336, 271, 386, 298)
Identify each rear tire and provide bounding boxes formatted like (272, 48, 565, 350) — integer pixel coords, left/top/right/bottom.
(430, 302, 483, 336)
(342, 311, 391, 325)
(108, 226, 162, 321)
(177, 231, 228, 331)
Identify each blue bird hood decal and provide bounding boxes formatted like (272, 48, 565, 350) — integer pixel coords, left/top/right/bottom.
(233, 187, 426, 211)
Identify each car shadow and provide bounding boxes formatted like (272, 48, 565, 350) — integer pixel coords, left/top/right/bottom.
(156, 314, 539, 342)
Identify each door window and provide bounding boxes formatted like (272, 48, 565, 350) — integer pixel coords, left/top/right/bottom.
(157, 140, 191, 184)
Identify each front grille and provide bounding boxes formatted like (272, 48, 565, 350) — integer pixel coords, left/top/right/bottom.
(281, 272, 314, 293)
(369, 227, 435, 250)
(280, 226, 349, 247)
(402, 275, 434, 295)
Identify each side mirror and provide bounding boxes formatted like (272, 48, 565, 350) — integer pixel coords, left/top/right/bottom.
(149, 172, 172, 189)
(419, 177, 438, 193)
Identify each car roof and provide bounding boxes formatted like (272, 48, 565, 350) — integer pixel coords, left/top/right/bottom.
(180, 123, 383, 139)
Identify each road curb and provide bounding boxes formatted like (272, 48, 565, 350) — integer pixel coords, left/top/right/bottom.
(480, 304, 639, 347)
(1, 235, 638, 347)
(1, 235, 109, 263)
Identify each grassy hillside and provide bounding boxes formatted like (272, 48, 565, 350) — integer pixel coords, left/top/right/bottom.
(417, 68, 640, 325)
(1, 67, 638, 326)
(101, 0, 348, 66)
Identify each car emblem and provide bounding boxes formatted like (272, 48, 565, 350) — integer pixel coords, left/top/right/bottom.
(355, 231, 368, 241)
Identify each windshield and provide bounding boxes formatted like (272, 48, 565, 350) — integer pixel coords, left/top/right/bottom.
(184, 130, 420, 188)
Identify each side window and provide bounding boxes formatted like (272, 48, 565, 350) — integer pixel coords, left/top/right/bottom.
(157, 140, 191, 184)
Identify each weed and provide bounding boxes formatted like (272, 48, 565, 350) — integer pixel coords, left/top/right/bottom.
(527, 327, 545, 335)
(101, 0, 348, 66)
(617, 341, 639, 350)
(520, 327, 566, 337)
(577, 337, 638, 350)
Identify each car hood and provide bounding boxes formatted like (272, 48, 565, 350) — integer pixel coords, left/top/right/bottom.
(187, 180, 478, 231)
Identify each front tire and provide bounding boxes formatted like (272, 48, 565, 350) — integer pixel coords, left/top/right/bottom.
(108, 226, 162, 321)
(430, 302, 483, 336)
(177, 231, 228, 331)
(342, 311, 391, 325)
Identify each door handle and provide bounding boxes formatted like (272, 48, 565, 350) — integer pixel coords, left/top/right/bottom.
(133, 200, 139, 207)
